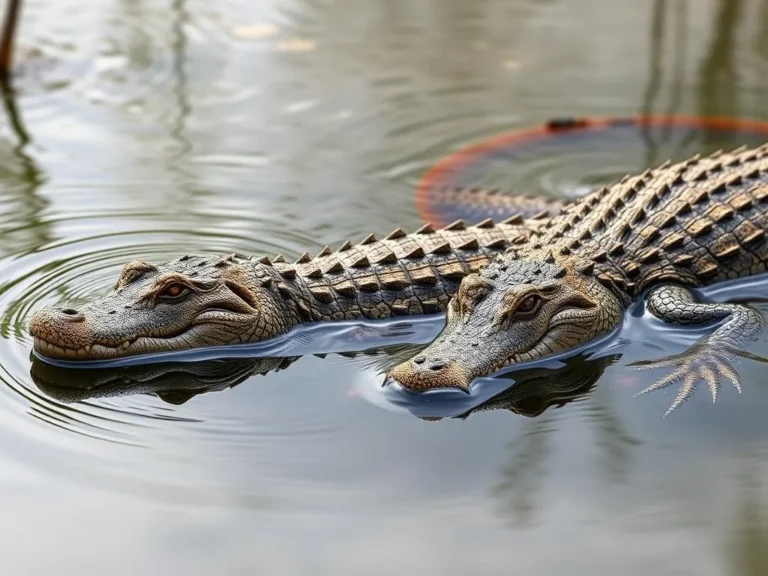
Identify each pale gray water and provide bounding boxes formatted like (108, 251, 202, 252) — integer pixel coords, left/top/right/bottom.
(4, 0, 768, 574)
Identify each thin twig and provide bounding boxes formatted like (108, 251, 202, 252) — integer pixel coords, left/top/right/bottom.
(0, 0, 22, 75)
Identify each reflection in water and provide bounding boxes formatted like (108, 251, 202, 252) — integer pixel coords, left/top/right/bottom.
(30, 345, 618, 419)
(639, 0, 689, 163)
(464, 354, 616, 419)
(728, 461, 768, 575)
(492, 416, 554, 525)
(0, 72, 49, 342)
(169, 0, 192, 168)
(0, 0, 22, 74)
(756, 0, 768, 65)
(30, 354, 295, 405)
(0, 74, 48, 248)
(698, 0, 744, 122)
(487, 355, 640, 525)
(4, 0, 768, 573)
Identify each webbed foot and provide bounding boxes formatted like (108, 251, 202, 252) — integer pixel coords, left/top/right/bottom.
(629, 343, 741, 415)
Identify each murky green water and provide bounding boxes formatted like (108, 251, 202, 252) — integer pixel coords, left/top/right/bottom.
(5, 0, 768, 573)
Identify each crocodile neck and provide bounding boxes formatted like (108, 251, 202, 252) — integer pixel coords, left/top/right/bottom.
(260, 216, 550, 326)
(508, 144, 768, 305)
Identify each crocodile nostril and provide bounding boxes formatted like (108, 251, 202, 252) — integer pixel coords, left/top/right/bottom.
(428, 361, 446, 371)
(413, 356, 426, 365)
(56, 307, 85, 323)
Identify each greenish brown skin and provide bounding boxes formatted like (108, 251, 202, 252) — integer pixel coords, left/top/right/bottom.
(28, 187, 565, 361)
(388, 144, 768, 414)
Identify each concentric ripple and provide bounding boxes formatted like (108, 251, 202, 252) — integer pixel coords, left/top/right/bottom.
(0, 205, 341, 503)
(4, 0, 768, 571)
(5, 116, 768, 482)
(415, 117, 768, 227)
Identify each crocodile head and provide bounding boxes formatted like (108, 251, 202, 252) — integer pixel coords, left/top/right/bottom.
(386, 256, 624, 391)
(29, 254, 294, 361)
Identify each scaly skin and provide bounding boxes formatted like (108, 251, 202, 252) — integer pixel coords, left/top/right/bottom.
(388, 144, 768, 413)
(28, 187, 566, 361)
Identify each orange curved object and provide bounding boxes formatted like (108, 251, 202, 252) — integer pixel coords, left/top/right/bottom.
(415, 115, 768, 225)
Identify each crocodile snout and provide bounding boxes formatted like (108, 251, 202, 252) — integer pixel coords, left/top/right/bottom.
(386, 354, 471, 391)
(29, 305, 94, 359)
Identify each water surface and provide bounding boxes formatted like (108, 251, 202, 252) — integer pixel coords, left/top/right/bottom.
(4, 0, 768, 574)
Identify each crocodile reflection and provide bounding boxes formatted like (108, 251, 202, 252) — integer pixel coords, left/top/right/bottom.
(452, 353, 618, 419)
(29, 343, 422, 404)
(30, 348, 619, 419)
(30, 355, 297, 405)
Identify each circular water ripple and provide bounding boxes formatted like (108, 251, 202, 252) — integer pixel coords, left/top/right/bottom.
(414, 117, 768, 227)
(4, 0, 768, 519)
(6, 117, 768, 462)
(0, 211, 341, 503)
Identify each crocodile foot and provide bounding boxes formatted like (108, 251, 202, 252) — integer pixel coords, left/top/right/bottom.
(629, 343, 742, 416)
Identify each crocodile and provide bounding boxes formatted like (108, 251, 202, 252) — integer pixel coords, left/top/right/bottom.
(29, 188, 566, 361)
(387, 144, 768, 413)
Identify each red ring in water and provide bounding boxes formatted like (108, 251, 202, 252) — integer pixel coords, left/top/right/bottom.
(415, 115, 768, 225)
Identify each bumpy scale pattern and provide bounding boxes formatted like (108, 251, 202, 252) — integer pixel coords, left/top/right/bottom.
(30, 189, 568, 359)
(148, 190, 561, 338)
(646, 284, 765, 349)
(425, 144, 768, 413)
(511, 144, 768, 297)
(423, 186, 568, 224)
(253, 203, 554, 326)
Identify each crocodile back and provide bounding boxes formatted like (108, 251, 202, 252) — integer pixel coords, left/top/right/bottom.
(524, 144, 768, 297)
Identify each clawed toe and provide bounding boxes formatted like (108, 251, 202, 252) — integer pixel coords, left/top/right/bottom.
(634, 369, 682, 397)
(631, 348, 742, 415)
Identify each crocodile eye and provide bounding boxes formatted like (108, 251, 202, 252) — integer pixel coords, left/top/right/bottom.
(467, 286, 486, 301)
(160, 283, 189, 300)
(517, 294, 541, 314)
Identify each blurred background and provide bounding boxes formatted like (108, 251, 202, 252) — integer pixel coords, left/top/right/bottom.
(2, 0, 768, 574)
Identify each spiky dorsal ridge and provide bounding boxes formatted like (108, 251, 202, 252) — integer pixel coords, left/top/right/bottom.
(265, 215, 521, 280)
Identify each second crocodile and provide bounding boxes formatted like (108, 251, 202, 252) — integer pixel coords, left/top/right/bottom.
(388, 144, 768, 413)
